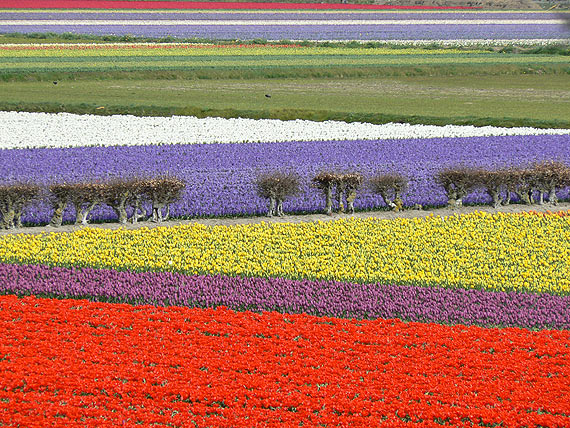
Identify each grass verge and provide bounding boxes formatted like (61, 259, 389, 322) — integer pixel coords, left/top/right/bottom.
(2, 101, 568, 128)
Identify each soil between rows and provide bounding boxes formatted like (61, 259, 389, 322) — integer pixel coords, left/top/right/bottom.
(2, 201, 568, 236)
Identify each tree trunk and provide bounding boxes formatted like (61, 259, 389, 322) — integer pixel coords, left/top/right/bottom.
(379, 190, 393, 210)
(346, 189, 356, 214)
(152, 203, 166, 223)
(81, 201, 98, 225)
(75, 201, 98, 225)
(336, 185, 344, 214)
(325, 185, 333, 216)
(0, 206, 14, 229)
(111, 200, 128, 224)
(14, 205, 23, 229)
(537, 192, 544, 205)
(3, 210, 15, 229)
(502, 189, 512, 206)
(50, 200, 66, 227)
(515, 190, 531, 205)
(110, 193, 130, 224)
(455, 189, 467, 207)
(394, 195, 403, 212)
(267, 197, 276, 217)
(74, 202, 83, 225)
(130, 197, 146, 224)
(487, 189, 501, 209)
(276, 199, 283, 217)
(528, 190, 535, 205)
(118, 204, 128, 224)
(445, 186, 457, 207)
(548, 187, 558, 205)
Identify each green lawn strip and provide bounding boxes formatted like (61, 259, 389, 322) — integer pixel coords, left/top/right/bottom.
(1, 63, 567, 81)
(1, 74, 568, 126)
(0, 53, 497, 64)
(1, 101, 568, 129)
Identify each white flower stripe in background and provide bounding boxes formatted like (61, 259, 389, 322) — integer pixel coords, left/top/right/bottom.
(1, 111, 569, 149)
(0, 19, 564, 26)
(3, 39, 568, 47)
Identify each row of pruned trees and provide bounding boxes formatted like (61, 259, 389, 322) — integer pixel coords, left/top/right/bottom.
(436, 161, 570, 208)
(2, 161, 568, 228)
(0, 176, 186, 229)
(256, 170, 408, 216)
(255, 161, 570, 217)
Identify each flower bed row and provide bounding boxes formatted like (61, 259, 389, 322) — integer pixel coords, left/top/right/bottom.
(3, 22, 568, 41)
(2, 9, 567, 41)
(2, 212, 570, 295)
(0, 43, 486, 57)
(3, 160, 568, 228)
(2, 262, 569, 329)
(1, 127, 569, 223)
(3, 12, 560, 22)
(1, 295, 568, 427)
(4, 112, 568, 149)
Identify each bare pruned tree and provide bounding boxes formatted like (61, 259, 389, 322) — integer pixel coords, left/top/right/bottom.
(312, 171, 339, 216)
(470, 168, 509, 208)
(104, 177, 147, 224)
(68, 181, 108, 225)
(529, 161, 570, 205)
(48, 182, 76, 227)
(502, 166, 538, 205)
(139, 176, 186, 223)
(0, 182, 41, 229)
(336, 172, 363, 214)
(435, 167, 479, 207)
(255, 171, 300, 217)
(369, 173, 408, 212)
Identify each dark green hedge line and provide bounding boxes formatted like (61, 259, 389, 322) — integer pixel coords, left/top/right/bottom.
(2, 101, 569, 129)
(2, 63, 568, 83)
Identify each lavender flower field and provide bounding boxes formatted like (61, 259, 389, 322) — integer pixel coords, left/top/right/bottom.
(3, 130, 570, 224)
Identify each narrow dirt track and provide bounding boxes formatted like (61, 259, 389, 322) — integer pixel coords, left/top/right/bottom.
(2, 201, 569, 236)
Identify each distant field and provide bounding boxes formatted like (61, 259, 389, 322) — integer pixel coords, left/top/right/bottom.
(2, 10, 568, 41)
(2, 74, 568, 126)
(0, 7, 568, 127)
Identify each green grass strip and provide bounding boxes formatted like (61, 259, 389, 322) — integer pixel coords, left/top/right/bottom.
(2, 100, 568, 129)
(1, 62, 567, 81)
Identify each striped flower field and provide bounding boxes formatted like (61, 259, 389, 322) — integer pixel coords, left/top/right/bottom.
(1, 0, 569, 42)
(1, 116, 570, 425)
(1, 9, 569, 41)
(1, 112, 570, 223)
(2, 295, 570, 427)
(1, 209, 570, 426)
(1, 0, 569, 426)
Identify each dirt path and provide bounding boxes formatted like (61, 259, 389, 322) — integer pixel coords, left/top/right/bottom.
(2, 202, 569, 236)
